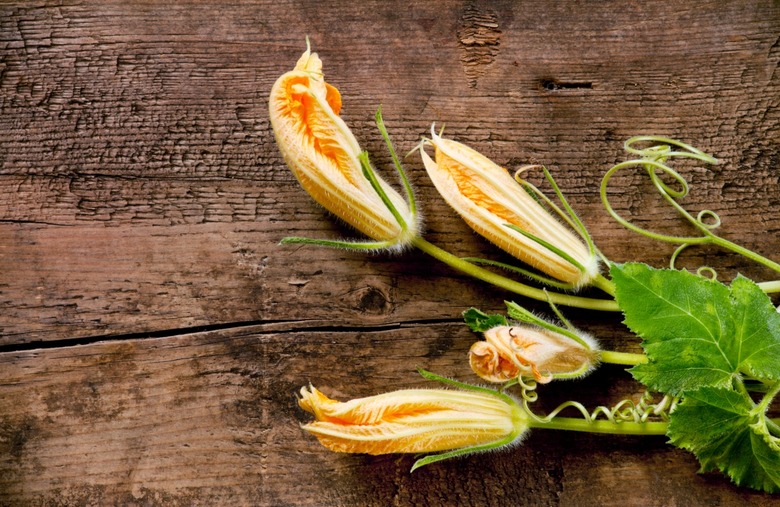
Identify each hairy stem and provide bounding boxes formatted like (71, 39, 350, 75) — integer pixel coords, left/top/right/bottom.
(710, 235, 780, 275)
(599, 350, 647, 366)
(758, 280, 780, 294)
(411, 237, 619, 311)
(768, 418, 780, 439)
(530, 416, 668, 435)
(756, 381, 780, 416)
(592, 274, 616, 296)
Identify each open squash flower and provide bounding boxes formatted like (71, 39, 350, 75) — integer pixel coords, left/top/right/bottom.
(419, 128, 599, 286)
(269, 42, 418, 250)
(469, 324, 599, 384)
(298, 384, 527, 469)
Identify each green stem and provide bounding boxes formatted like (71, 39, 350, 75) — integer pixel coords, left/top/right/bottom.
(755, 382, 780, 439)
(374, 107, 417, 218)
(768, 418, 780, 439)
(605, 158, 780, 276)
(599, 350, 647, 366)
(642, 161, 780, 276)
(462, 257, 576, 291)
(411, 237, 619, 312)
(758, 280, 780, 294)
(530, 416, 668, 435)
(600, 160, 710, 245)
(597, 351, 775, 381)
(281, 236, 398, 250)
(358, 152, 408, 232)
(710, 235, 780, 275)
(756, 381, 780, 415)
(592, 274, 616, 296)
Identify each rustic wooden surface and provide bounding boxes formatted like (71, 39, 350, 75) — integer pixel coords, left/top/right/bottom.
(2, 1, 780, 505)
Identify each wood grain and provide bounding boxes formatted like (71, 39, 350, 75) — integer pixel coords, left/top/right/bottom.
(0, 325, 773, 506)
(1, 0, 779, 504)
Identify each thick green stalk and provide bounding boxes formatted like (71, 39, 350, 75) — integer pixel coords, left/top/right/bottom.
(758, 280, 780, 294)
(411, 237, 619, 312)
(599, 351, 647, 366)
(710, 235, 780, 275)
(755, 381, 780, 416)
(644, 164, 780, 275)
(531, 416, 668, 435)
(592, 274, 616, 296)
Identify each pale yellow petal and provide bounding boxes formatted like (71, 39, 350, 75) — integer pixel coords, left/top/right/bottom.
(299, 386, 527, 455)
(478, 326, 598, 383)
(269, 46, 417, 244)
(422, 130, 598, 285)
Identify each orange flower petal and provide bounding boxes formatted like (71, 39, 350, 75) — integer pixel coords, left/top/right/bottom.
(468, 341, 520, 383)
(470, 325, 598, 383)
(298, 386, 526, 455)
(420, 130, 598, 285)
(269, 45, 417, 245)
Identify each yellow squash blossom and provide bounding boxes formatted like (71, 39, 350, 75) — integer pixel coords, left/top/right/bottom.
(469, 325, 598, 384)
(419, 129, 599, 286)
(298, 385, 527, 458)
(269, 43, 417, 248)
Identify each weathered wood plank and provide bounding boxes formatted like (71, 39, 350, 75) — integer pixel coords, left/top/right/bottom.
(0, 326, 775, 506)
(1, 0, 780, 505)
(0, 221, 541, 345)
(1, 0, 779, 345)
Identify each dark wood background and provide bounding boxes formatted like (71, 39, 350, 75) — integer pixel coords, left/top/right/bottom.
(2, 1, 779, 505)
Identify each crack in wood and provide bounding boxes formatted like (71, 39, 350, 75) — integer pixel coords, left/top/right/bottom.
(540, 78, 594, 91)
(457, 4, 501, 88)
(0, 317, 463, 353)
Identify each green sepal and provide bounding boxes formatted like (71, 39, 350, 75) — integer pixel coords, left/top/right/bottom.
(504, 224, 587, 274)
(280, 236, 399, 251)
(462, 308, 508, 333)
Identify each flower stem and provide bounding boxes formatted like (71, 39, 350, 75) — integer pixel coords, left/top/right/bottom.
(592, 273, 616, 296)
(755, 381, 780, 416)
(411, 237, 619, 312)
(758, 280, 780, 294)
(530, 416, 668, 436)
(754, 382, 780, 439)
(710, 235, 780, 275)
(599, 350, 647, 366)
(768, 418, 780, 439)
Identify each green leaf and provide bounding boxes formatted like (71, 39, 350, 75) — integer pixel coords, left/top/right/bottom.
(611, 263, 780, 395)
(462, 308, 508, 333)
(668, 387, 780, 493)
(728, 275, 780, 383)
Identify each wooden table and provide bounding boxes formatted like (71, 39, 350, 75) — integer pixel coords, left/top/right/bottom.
(2, 1, 779, 505)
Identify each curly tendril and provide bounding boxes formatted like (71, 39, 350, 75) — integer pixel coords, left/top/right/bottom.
(696, 266, 718, 280)
(601, 136, 780, 278)
(518, 378, 677, 425)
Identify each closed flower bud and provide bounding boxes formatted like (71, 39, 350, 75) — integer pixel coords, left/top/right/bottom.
(269, 44, 417, 246)
(469, 325, 598, 383)
(298, 385, 527, 455)
(420, 130, 599, 286)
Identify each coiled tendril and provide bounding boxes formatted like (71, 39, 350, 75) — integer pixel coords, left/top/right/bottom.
(516, 377, 678, 425)
(600, 136, 780, 280)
